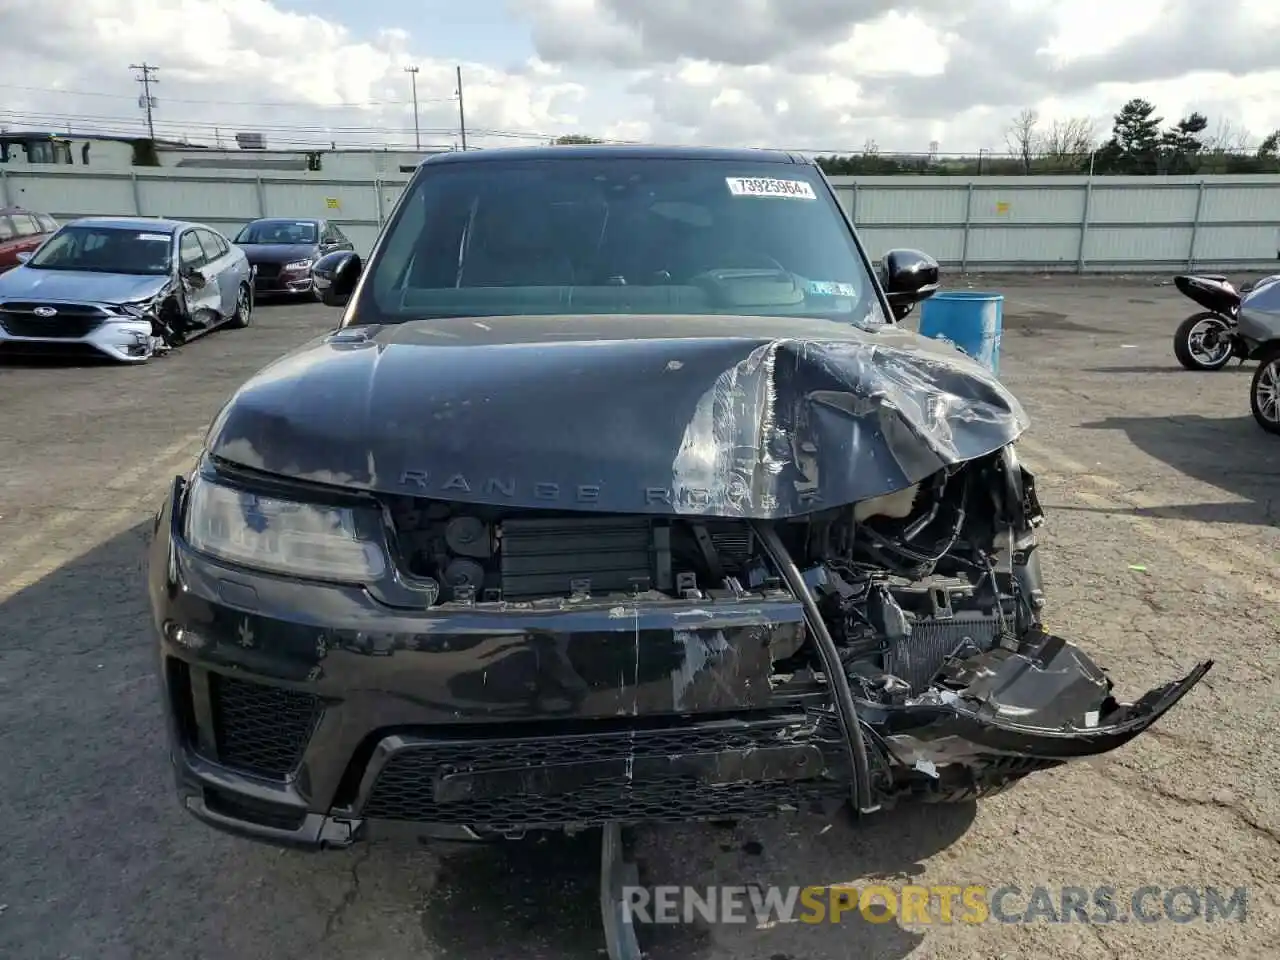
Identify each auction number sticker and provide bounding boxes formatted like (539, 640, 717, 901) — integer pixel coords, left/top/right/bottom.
(726, 177, 816, 200)
(136, 233, 170, 242)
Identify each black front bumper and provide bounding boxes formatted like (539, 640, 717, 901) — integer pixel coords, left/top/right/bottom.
(149, 477, 1211, 849)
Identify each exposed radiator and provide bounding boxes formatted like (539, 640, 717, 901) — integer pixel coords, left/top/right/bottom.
(887, 612, 1002, 693)
(498, 515, 657, 600)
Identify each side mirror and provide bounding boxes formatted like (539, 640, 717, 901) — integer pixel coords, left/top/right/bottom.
(14, 251, 31, 264)
(313, 250, 362, 308)
(880, 249, 940, 321)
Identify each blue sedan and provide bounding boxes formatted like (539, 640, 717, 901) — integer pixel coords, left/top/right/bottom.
(0, 216, 253, 363)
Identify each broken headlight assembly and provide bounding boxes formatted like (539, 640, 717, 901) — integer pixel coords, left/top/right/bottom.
(183, 475, 387, 582)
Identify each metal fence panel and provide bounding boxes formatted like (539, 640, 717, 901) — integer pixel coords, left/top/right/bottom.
(2, 167, 1277, 271)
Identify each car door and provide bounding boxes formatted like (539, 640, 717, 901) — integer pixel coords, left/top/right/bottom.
(195, 229, 235, 320)
(177, 229, 220, 327)
(0, 216, 18, 273)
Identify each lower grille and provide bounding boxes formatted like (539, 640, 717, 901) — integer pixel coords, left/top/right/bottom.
(0, 313, 103, 338)
(362, 722, 846, 828)
(0, 340, 104, 359)
(888, 612, 1003, 693)
(253, 263, 282, 281)
(209, 674, 320, 777)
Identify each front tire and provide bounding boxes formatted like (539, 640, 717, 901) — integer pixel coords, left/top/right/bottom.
(1173, 312, 1235, 370)
(225, 284, 252, 329)
(1249, 346, 1280, 435)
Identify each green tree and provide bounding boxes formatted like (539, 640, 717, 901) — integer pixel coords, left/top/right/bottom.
(1161, 111, 1208, 173)
(1094, 98, 1163, 174)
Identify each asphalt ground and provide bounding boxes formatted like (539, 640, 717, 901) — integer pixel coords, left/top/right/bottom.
(1, 277, 1277, 960)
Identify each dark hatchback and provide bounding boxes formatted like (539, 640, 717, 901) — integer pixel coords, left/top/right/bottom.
(231, 217, 353, 298)
(148, 145, 1210, 850)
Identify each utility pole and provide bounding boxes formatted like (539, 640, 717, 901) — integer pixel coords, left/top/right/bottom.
(130, 63, 159, 140)
(456, 65, 467, 151)
(403, 65, 421, 149)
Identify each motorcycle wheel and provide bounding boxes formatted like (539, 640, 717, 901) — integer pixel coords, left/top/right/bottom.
(1173, 312, 1235, 370)
(1250, 346, 1280, 435)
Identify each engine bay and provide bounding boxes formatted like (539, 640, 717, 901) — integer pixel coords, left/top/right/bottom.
(384, 444, 1046, 707)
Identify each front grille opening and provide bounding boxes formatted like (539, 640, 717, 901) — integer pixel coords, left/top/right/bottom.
(386, 498, 783, 605)
(0, 314, 104, 338)
(359, 720, 847, 829)
(203, 786, 307, 832)
(209, 673, 320, 778)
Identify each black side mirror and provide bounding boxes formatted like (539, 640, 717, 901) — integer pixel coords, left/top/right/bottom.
(312, 250, 362, 308)
(880, 249, 940, 321)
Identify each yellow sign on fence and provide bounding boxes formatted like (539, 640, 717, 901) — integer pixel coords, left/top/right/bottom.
(325, 197, 340, 209)
(995, 201, 1011, 215)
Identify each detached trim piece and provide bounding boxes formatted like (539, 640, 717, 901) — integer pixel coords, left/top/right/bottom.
(753, 520, 878, 814)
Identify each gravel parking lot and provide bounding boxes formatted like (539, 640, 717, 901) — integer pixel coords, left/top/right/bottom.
(1, 278, 1277, 960)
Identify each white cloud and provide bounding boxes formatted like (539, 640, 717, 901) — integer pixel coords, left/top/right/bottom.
(0, 0, 595, 150)
(0, 0, 1278, 156)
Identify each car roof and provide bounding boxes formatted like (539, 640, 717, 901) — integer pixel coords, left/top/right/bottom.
(64, 216, 194, 234)
(420, 144, 810, 167)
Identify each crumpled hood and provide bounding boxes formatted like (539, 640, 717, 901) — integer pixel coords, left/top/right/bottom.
(206, 313, 1029, 518)
(0, 267, 169, 304)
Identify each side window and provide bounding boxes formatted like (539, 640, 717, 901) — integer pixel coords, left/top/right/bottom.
(0, 217, 14, 241)
(179, 231, 206, 268)
(210, 231, 230, 256)
(331, 225, 349, 244)
(194, 230, 222, 261)
(12, 215, 39, 238)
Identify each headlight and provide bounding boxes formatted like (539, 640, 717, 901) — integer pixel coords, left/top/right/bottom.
(284, 258, 314, 271)
(184, 476, 387, 582)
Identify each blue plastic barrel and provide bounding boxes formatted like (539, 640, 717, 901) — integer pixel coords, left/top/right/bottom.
(918, 292, 1004, 374)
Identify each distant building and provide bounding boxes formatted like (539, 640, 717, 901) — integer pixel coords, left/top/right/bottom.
(0, 130, 455, 178)
(0, 131, 196, 168)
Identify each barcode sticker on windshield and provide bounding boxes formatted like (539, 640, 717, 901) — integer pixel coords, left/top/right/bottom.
(726, 177, 817, 200)
(809, 280, 858, 297)
(137, 233, 170, 241)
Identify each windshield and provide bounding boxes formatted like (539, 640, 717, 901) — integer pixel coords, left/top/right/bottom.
(26, 225, 173, 275)
(359, 157, 886, 328)
(235, 220, 318, 245)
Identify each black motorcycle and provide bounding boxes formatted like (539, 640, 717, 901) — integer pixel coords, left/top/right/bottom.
(1170, 273, 1257, 371)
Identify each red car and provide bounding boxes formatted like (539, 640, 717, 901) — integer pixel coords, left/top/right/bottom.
(0, 207, 59, 274)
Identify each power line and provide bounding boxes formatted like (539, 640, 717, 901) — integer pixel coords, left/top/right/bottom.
(128, 63, 159, 140)
(0, 81, 456, 110)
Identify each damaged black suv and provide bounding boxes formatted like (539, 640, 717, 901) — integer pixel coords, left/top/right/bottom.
(148, 145, 1210, 849)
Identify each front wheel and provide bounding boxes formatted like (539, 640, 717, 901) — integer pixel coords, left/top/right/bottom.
(225, 284, 252, 329)
(1173, 312, 1235, 370)
(1249, 347, 1280, 435)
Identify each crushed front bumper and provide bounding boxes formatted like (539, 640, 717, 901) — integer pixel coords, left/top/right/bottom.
(149, 478, 1212, 848)
(0, 316, 156, 362)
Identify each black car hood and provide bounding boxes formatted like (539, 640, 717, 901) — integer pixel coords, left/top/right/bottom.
(205, 313, 1029, 518)
(236, 243, 318, 264)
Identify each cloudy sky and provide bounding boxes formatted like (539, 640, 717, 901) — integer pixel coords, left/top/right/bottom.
(1, 0, 1278, 154)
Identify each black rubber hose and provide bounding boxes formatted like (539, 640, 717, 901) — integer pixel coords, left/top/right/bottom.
(753, 520, 879, 815)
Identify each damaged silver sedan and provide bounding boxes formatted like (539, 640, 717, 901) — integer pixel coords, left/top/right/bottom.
(148, 146, 1210, 858)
